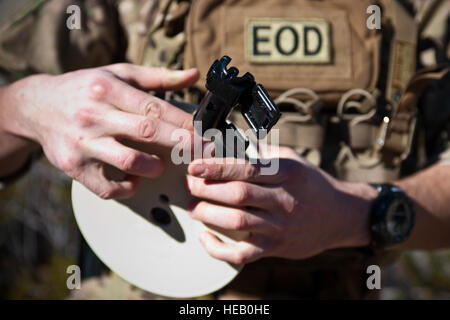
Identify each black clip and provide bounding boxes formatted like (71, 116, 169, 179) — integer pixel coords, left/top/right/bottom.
(194, 56, 281, 148)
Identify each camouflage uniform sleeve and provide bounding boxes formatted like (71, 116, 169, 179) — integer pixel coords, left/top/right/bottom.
(0, 0, 125, 77)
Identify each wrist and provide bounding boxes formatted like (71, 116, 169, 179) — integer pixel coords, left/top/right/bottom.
(0, 78, 27, 137)
(0, 74, 50, 141)
(0, 85, 8, 133)
(331, 181, 378, 249)
(0, 79, 41, 177)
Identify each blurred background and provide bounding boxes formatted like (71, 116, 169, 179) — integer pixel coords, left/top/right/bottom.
(0, 0, 449, 300)
(1, 156, 450, 300)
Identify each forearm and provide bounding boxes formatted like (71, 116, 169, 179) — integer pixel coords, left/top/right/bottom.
(337, 163, 450, 251)
(394, 163, 450, 250)
(0, 84, 39, 178)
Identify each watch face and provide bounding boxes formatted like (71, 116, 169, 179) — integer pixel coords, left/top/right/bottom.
(386, 198, 413, 241)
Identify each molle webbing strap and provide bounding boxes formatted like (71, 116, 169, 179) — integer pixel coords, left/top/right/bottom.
(336, 89, 379, 151)
(335, 67, 450, 183)
(380, 0, 418, 105)
(276, 118, 325, 150)
(334, 1, 419, 182)
(346, 123, 379, 150)
(335, 146, 400, 183)
(272, 88, 326, 150)
(230, 111, 325, 150)
(383, 66, 450, 162)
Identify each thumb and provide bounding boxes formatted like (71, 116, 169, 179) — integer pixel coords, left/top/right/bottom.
(104, 63, 200, 91)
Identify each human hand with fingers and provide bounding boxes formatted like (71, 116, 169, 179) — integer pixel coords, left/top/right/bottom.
(0, 64, 199, 199)
(186, 147, 378, 264)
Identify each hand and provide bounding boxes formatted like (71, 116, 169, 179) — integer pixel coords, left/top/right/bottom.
(0, 64, 199, 199)
(186, 147, 378, 264)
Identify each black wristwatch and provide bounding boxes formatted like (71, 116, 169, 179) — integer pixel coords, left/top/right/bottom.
(368, 183, 415, 250)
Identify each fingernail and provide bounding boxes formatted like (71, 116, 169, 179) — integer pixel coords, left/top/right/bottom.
(167, 71, 186, 86)
(191, 164, 205, 176)
(185, 175, 193, 192)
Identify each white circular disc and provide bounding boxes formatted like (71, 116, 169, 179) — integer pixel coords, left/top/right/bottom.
(71, 162, 246, 298)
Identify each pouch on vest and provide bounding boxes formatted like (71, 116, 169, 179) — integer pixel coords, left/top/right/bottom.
(185, 0, 382, 105)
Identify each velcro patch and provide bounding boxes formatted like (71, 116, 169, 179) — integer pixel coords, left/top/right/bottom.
(245, 18, 331, 64)
(392, 40, 416, 94)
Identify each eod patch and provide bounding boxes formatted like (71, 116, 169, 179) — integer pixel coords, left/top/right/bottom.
(246, 18, 331, 64)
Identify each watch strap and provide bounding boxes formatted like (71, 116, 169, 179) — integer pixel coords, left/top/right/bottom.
(368, 183, 415, 250)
